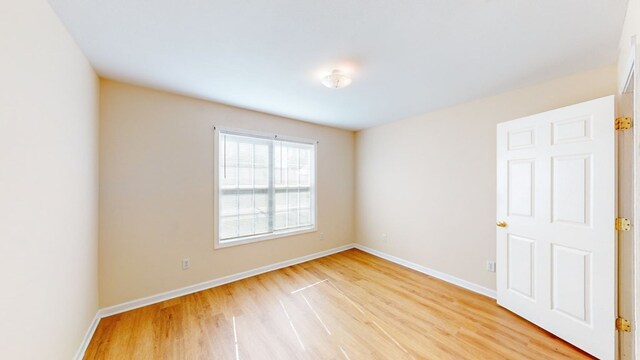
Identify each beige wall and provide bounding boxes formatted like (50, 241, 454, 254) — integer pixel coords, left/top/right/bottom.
(0, 0, 99, 359)
(99, 80, 355, 307)
(355, 66, 617, 292)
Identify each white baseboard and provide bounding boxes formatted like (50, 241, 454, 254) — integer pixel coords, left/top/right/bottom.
(74, 312, 101, 360)
(76, 242, 495, 359)
(354, 244, 496, 299)
(98, 243, 356, 318)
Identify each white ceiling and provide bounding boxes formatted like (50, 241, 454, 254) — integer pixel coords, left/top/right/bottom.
(49, 0, 628, 130)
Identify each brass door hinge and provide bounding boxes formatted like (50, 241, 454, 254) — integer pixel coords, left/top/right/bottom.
(617, 317, 632, 332)
(616, 217, 631, 231)
(615, 117, 632, 130)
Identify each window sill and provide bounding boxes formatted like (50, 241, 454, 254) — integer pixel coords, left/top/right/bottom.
(214, 227, 317, 249)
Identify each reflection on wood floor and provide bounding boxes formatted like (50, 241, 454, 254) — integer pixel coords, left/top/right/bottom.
(85, 248, 594, 359)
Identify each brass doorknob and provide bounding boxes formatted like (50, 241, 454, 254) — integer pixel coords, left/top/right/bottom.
(496, 221, 507, 228)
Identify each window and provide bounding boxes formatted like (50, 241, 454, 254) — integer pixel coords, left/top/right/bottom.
(215, 128, 316, 247)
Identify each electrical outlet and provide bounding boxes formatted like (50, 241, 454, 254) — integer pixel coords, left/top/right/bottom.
(319, 232, 325, 241)
(182, 257, 191, 270)
(486, 261, 496, 273)
(382, 233, 388, 242)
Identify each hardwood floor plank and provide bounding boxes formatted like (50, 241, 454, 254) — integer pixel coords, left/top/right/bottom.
(85, 249, 595, 359)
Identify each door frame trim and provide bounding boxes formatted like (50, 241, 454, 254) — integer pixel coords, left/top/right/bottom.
(631, 39, 640, 360)
(618, 36, 638, 360)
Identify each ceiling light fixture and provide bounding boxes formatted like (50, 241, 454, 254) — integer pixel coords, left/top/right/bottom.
(321, 69, 352, 89)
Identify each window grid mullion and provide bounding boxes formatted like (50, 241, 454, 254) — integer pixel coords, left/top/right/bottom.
(252, 143, 256, 236)
(235, 141, 240, 239)
(286, 147, 290, 229)
(268, 140, 275, 233)
(297, 148, 301, 226)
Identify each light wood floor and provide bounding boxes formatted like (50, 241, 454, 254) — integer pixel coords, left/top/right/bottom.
(85, 249, 594, 359)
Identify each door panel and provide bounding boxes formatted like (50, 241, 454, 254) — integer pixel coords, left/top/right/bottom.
(497, 96, 615, 360)
(551, 244, 591, 323)
(508, 128, 536, 149)
(551, 155, 591, 225)
(507, 234, 535, 299)
(508, 160, 535, 217)
(551, 115, 592, 144)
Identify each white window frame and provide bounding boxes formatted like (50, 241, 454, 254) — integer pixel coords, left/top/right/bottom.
(213, 127, 318, 249)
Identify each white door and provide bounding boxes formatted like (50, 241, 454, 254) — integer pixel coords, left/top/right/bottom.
(496, 96, 616, 360)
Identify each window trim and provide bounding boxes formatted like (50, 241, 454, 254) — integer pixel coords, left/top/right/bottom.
(213, 126, 318, 249)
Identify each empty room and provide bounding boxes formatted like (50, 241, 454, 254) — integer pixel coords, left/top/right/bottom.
(3, 0, 640, 359)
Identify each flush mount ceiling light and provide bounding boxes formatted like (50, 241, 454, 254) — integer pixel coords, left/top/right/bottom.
(321, 69, 352, 89)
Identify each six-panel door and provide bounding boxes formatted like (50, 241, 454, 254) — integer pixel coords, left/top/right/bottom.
(496, 96, 616, 360)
